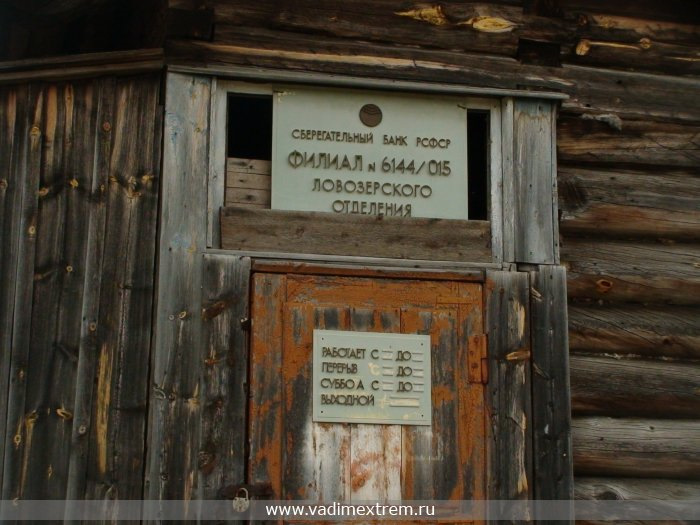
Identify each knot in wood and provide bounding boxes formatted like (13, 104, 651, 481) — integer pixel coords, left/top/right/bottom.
(595, 279, 613, 293)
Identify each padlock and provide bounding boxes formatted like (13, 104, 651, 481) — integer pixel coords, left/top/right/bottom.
(232, 487, 250, 512)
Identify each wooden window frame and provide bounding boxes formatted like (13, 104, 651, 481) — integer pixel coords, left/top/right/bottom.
(208, 78, 506, 268)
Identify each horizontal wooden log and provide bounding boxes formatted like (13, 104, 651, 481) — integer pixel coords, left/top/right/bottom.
(558, 166, 700, 241)
(570, 355, 700, 418)
(562, 240, 700, 305)
(220, 206, 492, 263)
(572, 417, 700, 479)
(568, 304, 700, 359)
(205, 0, 700, 75)
(558, 114, 700, 168)
(575, 476, 700, 500)
(165, 37, 700, 122)
(569, 38, 700, 76)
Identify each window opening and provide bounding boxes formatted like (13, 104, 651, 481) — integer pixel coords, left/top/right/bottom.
(467, 110, 489, 221)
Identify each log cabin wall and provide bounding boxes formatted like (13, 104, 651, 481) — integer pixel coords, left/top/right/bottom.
(0, 0, 697, 514)
(0, 73, 162, 502)
(159, 0, 700, 505)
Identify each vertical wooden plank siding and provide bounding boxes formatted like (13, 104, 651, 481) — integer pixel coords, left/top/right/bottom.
(147, 72, 210, 506)
(500, 97, 515, 264)
(200, 255, 251, 498)
(23, 82, 70, 499)
(207, 77, 226, 248)
(66, 77, 115, 504)
(2, 84, 44, 500)
(530, 267, 573, 506)
(86, 76, 161, 502)
(0, 75, 162, 505)
(0, 85, 22, 493)
(513, 100, 556, 264)
(485, 271, 532, 508)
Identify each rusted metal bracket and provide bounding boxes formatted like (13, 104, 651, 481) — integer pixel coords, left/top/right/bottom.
(219, 482, 273, 500)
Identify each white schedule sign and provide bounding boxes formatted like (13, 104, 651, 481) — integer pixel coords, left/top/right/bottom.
(272, 87, 469, 220)
(312, 329, 432, 426)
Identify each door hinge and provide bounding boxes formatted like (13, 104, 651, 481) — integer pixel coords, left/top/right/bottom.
(468, 334, 488, 384)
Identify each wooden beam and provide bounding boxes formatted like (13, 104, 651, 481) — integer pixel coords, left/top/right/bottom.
(485, 271, 532, 506)
(572, 417, 700, 479)
(0, 49, 164, 84)
(530, 266, 573, 503)
(512, 100, 557, 264)
(146, 72, 211, 504)
(220, 206, 492, 264)
(200, 255, 251, 499)
(571, 354, 700, 419)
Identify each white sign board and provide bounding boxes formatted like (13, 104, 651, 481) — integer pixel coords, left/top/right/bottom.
(312, 330, 432, 425)
(272, 87, 468, 220)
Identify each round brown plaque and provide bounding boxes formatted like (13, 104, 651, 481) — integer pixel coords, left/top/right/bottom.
(359, 104, 382, 127)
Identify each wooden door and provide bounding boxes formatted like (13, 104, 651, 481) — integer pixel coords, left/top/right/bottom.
(248, 273, 487, 504)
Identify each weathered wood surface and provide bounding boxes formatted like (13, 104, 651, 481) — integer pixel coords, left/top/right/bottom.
(165, 34, 700, 123)
(558, 114, 700, 169)
(167, 37, 700, 121)
(563, 240, 700, 306)
(558, 167, 700, 241)
(572, 417, 700, 479)
(568, 304, 700, 360)
(530, 267, 573, 502)
(571, 355, 700, 419)
(512, 100, 557, 264)
(225, 157, 271, 209)
(167, 0, 700, 76)
(221, 206, 492, 263)
(201, 255, 251, 500)
(249, 274, 487, 507)
(575, 476, 700, 500)
(146, 72, 211, 506)
(0, 75, 161, 504)
(252, 261, 483, 283)
(485, 271, 532, 505)
(248, 273, 285, 504)
(0, 83, 41, 500)
(85, 75, 161, 503)
(0, 84, 24, 493)
(65, 77, 114, 505)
